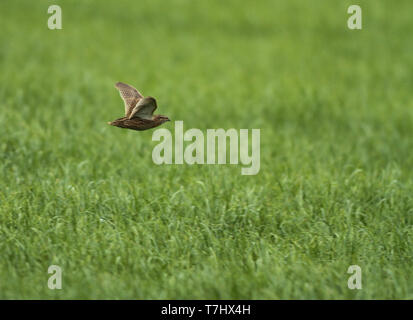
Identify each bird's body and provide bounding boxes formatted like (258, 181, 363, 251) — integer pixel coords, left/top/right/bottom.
(108, 82, 170, 131)
(109, 116, 166, 131)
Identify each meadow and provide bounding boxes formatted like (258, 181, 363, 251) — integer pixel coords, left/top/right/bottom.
(0, 0, 412, 299)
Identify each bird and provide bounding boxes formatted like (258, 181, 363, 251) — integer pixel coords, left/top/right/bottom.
(108, 82, 170, 131)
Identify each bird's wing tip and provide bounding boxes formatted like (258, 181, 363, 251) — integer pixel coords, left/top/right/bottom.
(115, 81, 128, 88)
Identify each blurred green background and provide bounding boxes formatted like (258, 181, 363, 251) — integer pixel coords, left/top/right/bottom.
(0, 0, 412, 299)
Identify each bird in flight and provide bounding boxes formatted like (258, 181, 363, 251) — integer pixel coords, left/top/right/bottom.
(108, 82, 170, 131)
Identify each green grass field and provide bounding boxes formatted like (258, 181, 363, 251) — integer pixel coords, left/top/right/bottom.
(0, 0, 412, 299)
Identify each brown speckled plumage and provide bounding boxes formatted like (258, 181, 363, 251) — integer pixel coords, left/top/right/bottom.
(108, 82, 170, 131)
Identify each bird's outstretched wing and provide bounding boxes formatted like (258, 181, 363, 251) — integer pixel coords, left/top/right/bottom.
(115, 82, 143, 117)
(128, 96, 157, 120)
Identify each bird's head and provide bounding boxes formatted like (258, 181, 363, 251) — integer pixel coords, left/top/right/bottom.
(107, 119, 119, 126)
(155, 115, 171, 124)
